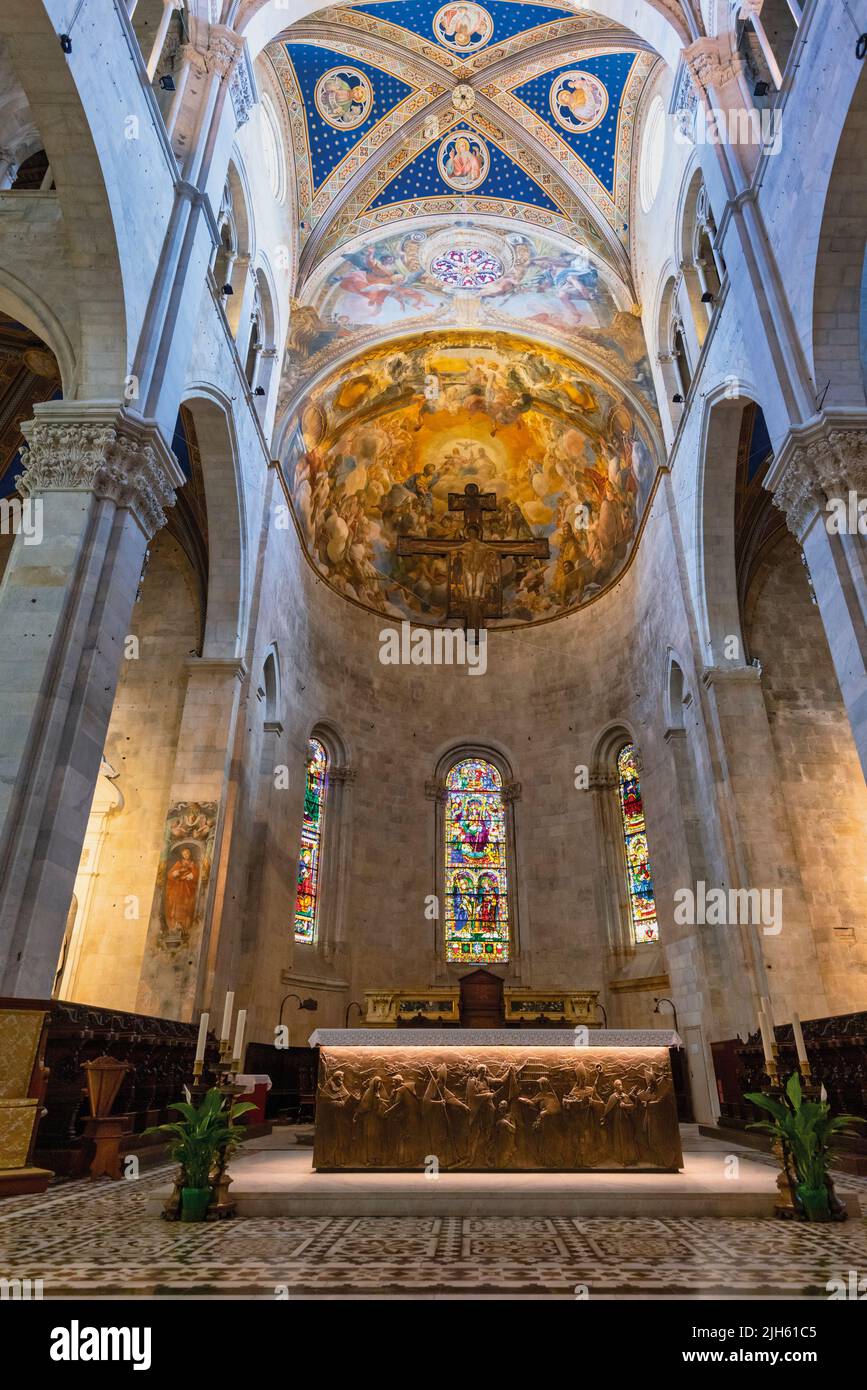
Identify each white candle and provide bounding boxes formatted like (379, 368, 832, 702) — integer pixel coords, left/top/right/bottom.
(791, 1012, 808, 1067)
(232, 1008, 246, 1065)
(758, 1010, 775, 1066)
(220, 991, 234, 1043)
(195, 1010, 209, 1063)
(760, 995, 772, 1023)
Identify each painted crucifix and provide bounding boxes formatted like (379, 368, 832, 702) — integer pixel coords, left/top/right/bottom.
(397, 482, 550, 632)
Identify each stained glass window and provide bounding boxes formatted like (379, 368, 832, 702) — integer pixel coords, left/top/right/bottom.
(616, 743, 659, 944)
(294, 737, 327, 943)
(444, 757, 510, 963)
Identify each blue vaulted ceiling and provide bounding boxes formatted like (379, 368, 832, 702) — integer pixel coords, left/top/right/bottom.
(284, 43, 416, 189)
(509, 50, 639, 196)
(367, 126, 561, 211)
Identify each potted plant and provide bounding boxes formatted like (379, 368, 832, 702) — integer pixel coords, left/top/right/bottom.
(744, 1071, 863, 1222)
(145, 1087, 255, 1222)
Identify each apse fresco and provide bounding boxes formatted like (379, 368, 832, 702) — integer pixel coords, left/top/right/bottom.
(295, 228, 657, 416)
(288, 333, 659, 626)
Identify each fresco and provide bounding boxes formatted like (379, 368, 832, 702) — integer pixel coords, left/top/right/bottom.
(294, 228, 657, 413)
(287, 335, 658, 626)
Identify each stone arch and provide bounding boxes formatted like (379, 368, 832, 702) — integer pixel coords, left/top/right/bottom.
(655, 271, 687, 433)
(292, 719, 353, 956)
(180, 390, 248, 659)
(695, 382, 764, 668)
(589, 722, 661, 960)
(260, 642, 281, 725)
(677, 162, 720, 351)
(811, 66, 867, 409)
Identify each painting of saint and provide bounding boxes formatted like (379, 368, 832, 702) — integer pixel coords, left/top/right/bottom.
(451, 872, 475, 933)
(314, 67, 372, 130)
(549, 71, 608, 134)
(477, 873, 500, 928)
(164, 846, 200, 939)
(438, 132, 489, 192)
(433, 2, 493, 53)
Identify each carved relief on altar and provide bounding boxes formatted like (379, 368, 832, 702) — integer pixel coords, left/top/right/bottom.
(313, 1045, 683, 1172)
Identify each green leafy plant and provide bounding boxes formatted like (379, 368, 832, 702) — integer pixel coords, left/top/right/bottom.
(744, 1071, 863, 1206)
(144, 1087, 256, 1190)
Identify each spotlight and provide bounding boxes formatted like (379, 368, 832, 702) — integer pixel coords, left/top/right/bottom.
(701, 291, 715, 303)
(221, 283, 234, 296)
(672, 393, 684, 404)
(753, 80, 769, 97)
(254, 386, 266, 396)
(159, 74, 176, 92)
(60, 34, 72, 53)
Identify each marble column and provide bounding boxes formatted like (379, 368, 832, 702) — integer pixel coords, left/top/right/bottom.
(766, 416, 867, 779)
(0, 402, 181, 996)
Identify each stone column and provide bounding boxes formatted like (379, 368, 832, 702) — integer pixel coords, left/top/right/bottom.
(0, 403, 181, 996)
(699, 665, 828, 1028)
(766, 417, 867, 779)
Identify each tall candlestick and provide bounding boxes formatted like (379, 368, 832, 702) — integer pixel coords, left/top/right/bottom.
(791, 1012, 808, 1068)
(194, 1011, 209, 1064)
(232, 1008, 246, 1067)
(220, 991, 234, 1044)
(760, 995, 772, 1022)
(758, 1010, 775, 1067)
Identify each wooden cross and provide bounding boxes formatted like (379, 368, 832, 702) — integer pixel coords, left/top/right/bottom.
(396, 482, 550, 632)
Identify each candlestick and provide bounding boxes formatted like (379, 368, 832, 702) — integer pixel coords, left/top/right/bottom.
(232, 1008, 246, 1069)
(760, 996, 772, 1023)
(791, 1012, 809, 1069)
(758, 1009, 775, 1067)
(195, 1010, 209, 1063)
(220, 991, 234, 1044)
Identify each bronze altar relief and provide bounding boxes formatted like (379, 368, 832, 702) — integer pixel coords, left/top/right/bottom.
(313, 1045, 683, 1172)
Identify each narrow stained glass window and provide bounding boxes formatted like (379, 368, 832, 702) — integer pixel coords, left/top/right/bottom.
(616, 743, 659, 943)
(294, 737, 327, 943)
(444, 757, 510, 963)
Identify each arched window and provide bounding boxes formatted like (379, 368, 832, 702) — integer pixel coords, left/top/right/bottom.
(294, 737, 328, 943)
(616, 743, 659, 943)
(444, 757, 510, 963)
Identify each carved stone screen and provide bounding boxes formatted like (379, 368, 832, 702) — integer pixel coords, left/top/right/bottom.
(313, 1044, 683, 1172)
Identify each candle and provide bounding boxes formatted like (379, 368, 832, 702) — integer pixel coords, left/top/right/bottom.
(760, 995, 772, 1023)
(758, 1010, 775, 1066)
(220, 991, 234, 1044)
(791, 1012, 808, 1067)
(232, 1008, 246, 1066)
(195, 1010, 209, 1063)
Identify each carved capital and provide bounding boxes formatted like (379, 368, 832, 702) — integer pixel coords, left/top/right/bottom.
(501, 780, 521, 804)
(766, 418, 867, 540)
(588, 773, 617, 790)
(683, 36, 747, 94)
(330, 764, 356, 784)
(17, 409, 183, 539)
(205, 26, 244, 79)
(424, 778, 449, 803)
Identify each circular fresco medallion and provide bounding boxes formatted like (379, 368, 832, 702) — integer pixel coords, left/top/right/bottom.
(430, 247, 504, 289)
(314, 67, 373, 130)
(433, 3, 493, 54)
(437, 130, 490, 192)
(549, 70, 608, 134)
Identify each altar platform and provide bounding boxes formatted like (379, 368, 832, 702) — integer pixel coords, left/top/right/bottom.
(146, 1127, 863, 1217)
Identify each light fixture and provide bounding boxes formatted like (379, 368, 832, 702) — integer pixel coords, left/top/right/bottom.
(159, 74, 175, 92)
(254, 386, 265, 396)
(60, 34, 72, 53)
(701, 290, 715, 303)
(221, 283, 233, 296)
(672, 393, 684, 404)
(753, 80, 769, 97)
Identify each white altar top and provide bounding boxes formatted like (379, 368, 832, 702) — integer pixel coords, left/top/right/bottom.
(309, 1028, 682, 1048)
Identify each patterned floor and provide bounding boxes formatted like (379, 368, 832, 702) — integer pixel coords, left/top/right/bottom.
(2, 1152, 867, 1298)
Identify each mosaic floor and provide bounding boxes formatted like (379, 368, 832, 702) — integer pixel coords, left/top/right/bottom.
(2, 1143, 866, 1299)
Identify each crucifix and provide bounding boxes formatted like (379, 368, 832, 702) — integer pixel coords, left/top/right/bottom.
(397, 482, 550, 633)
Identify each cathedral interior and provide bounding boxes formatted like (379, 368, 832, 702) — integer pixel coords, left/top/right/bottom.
(1, 0, 867, 1333)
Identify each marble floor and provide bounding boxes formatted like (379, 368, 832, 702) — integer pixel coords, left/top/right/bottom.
(1, 1130, 866, 1299)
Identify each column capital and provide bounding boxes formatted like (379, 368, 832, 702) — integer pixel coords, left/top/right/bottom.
(683, 36, 748, 94)
(330, 764, 356, 784)
(766, 414, 867, 540)
(17, 404, 183, 539)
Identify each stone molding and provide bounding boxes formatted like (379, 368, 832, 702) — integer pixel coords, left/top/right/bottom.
(765, 416, 867, 540)
(329, 764, 356, 784)
(701, 663, 762, 689)
(683, 36, 748, 94)
(17, 408, 182, 539)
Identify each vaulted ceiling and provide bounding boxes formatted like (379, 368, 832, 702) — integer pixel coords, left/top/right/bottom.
(265, 2, 658, 288)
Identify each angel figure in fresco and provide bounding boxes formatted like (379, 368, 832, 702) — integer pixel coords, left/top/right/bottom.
(318, 71, 369, 127)
(442, 135, 487, 189)
(164, 847, 200, 939)
(333, 247, 435, 320)
(436, 3, 491, 49)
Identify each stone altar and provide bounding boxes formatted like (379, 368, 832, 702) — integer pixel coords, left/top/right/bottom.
(309, 1029, 683, 1172)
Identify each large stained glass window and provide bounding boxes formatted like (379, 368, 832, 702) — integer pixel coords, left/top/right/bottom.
(444, 757, 510, 963)
(616, 743, 659, 943)
(294, 737, 327, 943)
